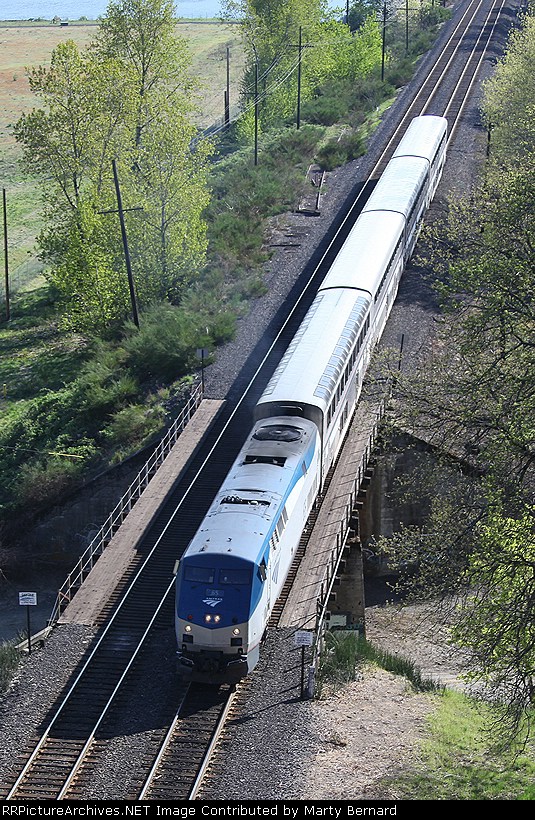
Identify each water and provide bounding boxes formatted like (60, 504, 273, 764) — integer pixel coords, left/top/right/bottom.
(1, 1, 345, 23)
(0, 1, 224, 22)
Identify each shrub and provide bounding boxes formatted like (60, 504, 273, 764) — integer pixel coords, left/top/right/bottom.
(0, 642, 20, 692)
(316, 130, 366, 170)
(318, 629, 361, 685)
(102, 404, 165, 448)
(121, 302, 200, 383)
(16, 458, 84, 509)
(302, 94, 349, 126)
(316, 630, 443, 697)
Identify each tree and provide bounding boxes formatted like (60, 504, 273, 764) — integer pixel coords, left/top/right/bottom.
(93, 0, 213, 305)
(15, 0, 213, 332)
(481, 9, 535, 167)
(347, 0, 382, 32)
(375, 8, 535, 744)
(15, 41, 137, 329)
(222, 0, 381, 140)
(451, 501, 535, 746)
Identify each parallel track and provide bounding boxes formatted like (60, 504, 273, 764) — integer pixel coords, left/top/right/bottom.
(1, 0, 519, 801)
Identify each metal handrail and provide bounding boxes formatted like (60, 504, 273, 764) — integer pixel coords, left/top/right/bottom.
(311, 399, 388, 677)
(47, 383, 204, 627)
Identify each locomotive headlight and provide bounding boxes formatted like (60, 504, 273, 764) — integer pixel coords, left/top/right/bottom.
(232, 627, 241, 635)
(204, 614, 212, 623)
(184, 624, 192, 633)
(214, 614, 221, 623)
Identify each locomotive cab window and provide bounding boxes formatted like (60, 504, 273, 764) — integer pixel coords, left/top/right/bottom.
(258, 558, 267, 581)
(184, 566, 215, 583)
(219, 568, 251, 585)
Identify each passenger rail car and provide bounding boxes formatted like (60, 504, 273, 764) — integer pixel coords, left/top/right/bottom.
(175, 116, 448, 684)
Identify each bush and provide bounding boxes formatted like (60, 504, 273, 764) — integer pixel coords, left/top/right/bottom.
(300, 94, 348, 126)
(102, 404, 165, 448)
(0, 642, 20, 692)
(316, 130, 366, 170)
(316, 630, 442, 697)
(318, 629, 361, 685)
(16, 458, 84, 509)
(121, 302, 200, 382)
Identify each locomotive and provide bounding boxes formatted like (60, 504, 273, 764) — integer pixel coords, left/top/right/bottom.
(174, 115, 448, 684)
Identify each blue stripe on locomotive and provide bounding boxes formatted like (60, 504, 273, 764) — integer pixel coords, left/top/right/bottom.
(176, 428, 318, 626)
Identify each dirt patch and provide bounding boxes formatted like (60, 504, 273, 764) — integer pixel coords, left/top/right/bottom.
(297, 602, 468, 800)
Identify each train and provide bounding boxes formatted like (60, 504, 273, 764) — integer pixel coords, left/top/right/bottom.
(174, 115, 448, 684)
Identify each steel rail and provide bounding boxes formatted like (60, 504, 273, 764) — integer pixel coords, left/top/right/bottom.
(137, 684, 196, 800)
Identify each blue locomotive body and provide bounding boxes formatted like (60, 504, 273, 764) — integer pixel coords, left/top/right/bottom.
(176, 416, 321, 683)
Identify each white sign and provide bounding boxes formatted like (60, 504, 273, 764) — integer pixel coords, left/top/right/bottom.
(294, 630, 314, 647)
(19, 592, 37, 606)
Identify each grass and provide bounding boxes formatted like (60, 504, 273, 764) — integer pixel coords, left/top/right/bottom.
(0, 640, 20, 692)
(389, 690, 535, 800)
(318, 630, 442, 693)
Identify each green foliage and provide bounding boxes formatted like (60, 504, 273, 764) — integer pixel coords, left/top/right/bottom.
(223, 0, 382, 140)
(17, 458, 85, 509)
(481, 7, 535, 165)
(14, 0, 213, 334)
(42, 195, 132, 333)
(347, 0, 382, 33)
(450, 501, 535, 748)
(317, 629, 441, 695)
(388, 690, 535, 800)
(206, 125, 325, 279)
(101, 403, 165, 449)
(300, 92, 348, 126)
(385, 7, 535, 747)
(355, 637, 443, 693)
(318, 629, 361, 685)
(0, 642, 21, 693)
(316, 129, 366, 169)
(121, 301, 205, 382)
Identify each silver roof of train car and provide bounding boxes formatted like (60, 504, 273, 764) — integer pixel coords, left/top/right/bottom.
(362, 156, 429, 220)
(362, 116, 447, 219)
(319, 210, 405, 293)
(258, 288, 371, 413)
(391, 115, 447, 161)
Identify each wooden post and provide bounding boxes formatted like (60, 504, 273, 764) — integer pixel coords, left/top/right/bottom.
(112, 159, 140, 329)
(2, 189, 10, 322)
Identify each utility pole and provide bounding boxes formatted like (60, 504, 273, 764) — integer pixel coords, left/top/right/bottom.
(381, 2, 387, 82)
(225, 45, 230, 129)
(254, 59, 259, 165)
(297, 26, 302, 130)
(2, 189, 9, 322)
(111, 159, 140, 329)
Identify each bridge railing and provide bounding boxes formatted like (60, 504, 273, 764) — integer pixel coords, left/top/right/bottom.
(309, 398, 388, 691)
(47, 383, 204, 627)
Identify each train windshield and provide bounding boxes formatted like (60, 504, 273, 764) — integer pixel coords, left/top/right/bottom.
(183, 565, 251, 586)
(184, 566, 215, 583)
(219, 568, 251, 585)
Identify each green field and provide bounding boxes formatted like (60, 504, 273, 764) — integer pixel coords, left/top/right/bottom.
(0, 21, 245, 295)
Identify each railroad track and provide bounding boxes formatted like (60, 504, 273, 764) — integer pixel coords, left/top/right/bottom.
(1, 0, 521, 801)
